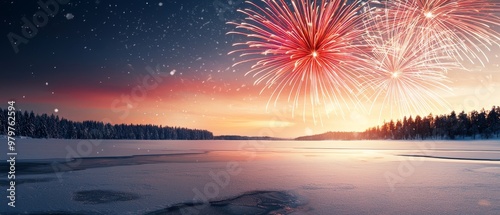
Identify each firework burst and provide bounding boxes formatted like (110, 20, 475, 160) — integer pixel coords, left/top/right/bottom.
(361, 6, 459, 118)
(383, 0, 500, 67)
(227, 0, 371, 123)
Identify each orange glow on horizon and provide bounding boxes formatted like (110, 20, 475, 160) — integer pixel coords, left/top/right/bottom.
(10, 50, 500, 139)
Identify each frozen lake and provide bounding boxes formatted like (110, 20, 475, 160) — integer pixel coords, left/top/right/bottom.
(1, 139, 500, 214)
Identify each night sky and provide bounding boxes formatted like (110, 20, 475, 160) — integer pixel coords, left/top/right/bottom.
(1, 0, 499, 137)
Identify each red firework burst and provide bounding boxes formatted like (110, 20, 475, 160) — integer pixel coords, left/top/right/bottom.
(227, 0, 371, 122)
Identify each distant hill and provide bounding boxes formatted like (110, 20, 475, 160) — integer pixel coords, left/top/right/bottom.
(214, 135, 287, 140)
(296, 132, 362, 141)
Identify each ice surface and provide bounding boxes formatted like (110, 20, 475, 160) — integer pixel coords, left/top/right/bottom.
(1, 139, 499, 214)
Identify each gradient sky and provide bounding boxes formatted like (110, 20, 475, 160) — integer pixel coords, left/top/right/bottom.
(1, 0, 499, 138)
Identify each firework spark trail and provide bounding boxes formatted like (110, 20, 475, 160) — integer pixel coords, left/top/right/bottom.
(227, 0, 372, 123)
(383, 0, 500, 67)
(361, 4, 459, 119)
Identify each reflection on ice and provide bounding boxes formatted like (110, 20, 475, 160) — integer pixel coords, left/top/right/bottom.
(400, 154, 500, 162)
(0, 139, 499, 214)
